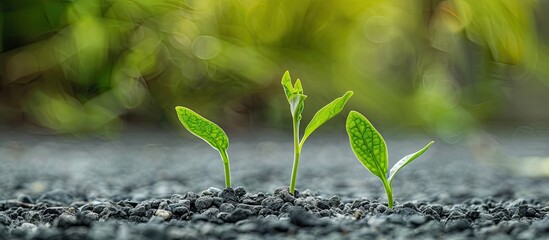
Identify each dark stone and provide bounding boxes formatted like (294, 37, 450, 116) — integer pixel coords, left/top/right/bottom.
(173, 207, 189, 216)
(219, 188, 239, 203)
(329, 196, 341, 208)
(279, 202, 293, 213)
(212, 197, 223, 207)
(375, 205, 387, 214)
(92, 205, 106, 214)
(0, 213, 11, 226)
(43, 207, 63, 215)
(55, 213, 77, 228)
(402, 202, 418, 211)
(129, 206, 146, 217)
(145, 209, 155, 218)
(219, 203, 235, 213)
(289, 207, 320, 227)
(185, 192, 199, 202)
(526, 207, 537, 217)
(430, 205, 444, 216)
(236, 204, 255, 211)
(202, 208, 219, 218)
(262, 197, 284, 211)
(259, 208, 275, 216)
(517, 205, 528, 217)
(396, 207, 419, 216)
(234, 186, 247, 196)
(422, 207, 441, 221)
(466, 210, 480, 220)
(195, 197, 213, 211)
(158, 201, 168, 210)
(316, 199, 330, 210)
(17, 195, 34, 204)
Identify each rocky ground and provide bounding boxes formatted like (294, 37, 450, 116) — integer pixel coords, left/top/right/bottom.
(1, 126, 549, 239)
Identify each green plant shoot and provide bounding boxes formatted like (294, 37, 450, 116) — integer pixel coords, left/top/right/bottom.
(346, 111, 433, 208)
(281, 71, 353, 195)
(175, 106, 232, 188)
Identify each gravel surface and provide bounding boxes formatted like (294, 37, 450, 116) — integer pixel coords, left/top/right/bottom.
(1, 127, 549, 239)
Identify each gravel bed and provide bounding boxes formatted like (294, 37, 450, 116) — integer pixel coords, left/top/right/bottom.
(1, 127, 549, 239)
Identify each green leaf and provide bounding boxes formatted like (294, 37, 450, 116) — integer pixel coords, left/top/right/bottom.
(301, 91, 353, 145)
(388, 141, 434, 185)
(281, 71, 294, 99)
(288, 94, 307, 121)
(293, 79, 303, 94)
(346, 111, 388, 180)
(175, 106, 229, 152)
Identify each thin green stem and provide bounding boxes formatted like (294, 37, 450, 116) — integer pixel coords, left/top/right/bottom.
(382, 178, 394, 208)
(289, 117, 301, 195)
(220, 150, 231, 188)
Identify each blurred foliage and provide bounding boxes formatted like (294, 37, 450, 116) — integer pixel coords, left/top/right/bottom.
(1, 0, 548, 141)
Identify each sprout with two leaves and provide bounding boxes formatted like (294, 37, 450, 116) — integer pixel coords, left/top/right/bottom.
(346, 111, 433, 208)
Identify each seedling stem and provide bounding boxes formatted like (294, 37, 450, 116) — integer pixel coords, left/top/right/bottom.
(290, 116, 301, 194)
(220, 150, 231, 188)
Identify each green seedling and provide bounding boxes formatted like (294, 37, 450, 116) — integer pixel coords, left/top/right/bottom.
(175, 106, 232, 188)
(281, 71, 353, 195)
(346, 111, 433, 208)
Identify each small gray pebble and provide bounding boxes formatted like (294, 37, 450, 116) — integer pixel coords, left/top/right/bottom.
(0, 213, 11, 226)
(17, 195, 34, 204)
(220, 203, 235, 213)
(375, 205, 388, 214)
(262, 197, 284, 211)
(234, 186, 247, 196)
(195, 197, 214, 211)
(329, 196, 341, 207)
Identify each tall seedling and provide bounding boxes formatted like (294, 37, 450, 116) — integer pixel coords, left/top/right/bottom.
(281, 71, 353, 194)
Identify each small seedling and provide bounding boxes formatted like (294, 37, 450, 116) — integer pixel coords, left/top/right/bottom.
(281, 71, 353, 194)
(175, 106, 232, 188)
(346, 111, 433, 208)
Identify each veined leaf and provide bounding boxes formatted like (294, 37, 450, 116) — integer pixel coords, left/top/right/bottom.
(388, 141, 434, 185)
(175, 106, 229, 152)
(302, 91, 353, 145)
(346, 111, 388, 179)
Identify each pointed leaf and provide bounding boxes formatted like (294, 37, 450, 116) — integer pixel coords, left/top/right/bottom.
(294, 79, 303, 94)
(388, 141, 434, 185)
(281, 71, 294, 99)
(346, 111, 388, 180)
(175, 106, 229, 152)
(301, 91, 353, 145)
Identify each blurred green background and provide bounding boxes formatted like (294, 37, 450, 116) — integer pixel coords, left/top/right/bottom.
(1, 0, 548, 141)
